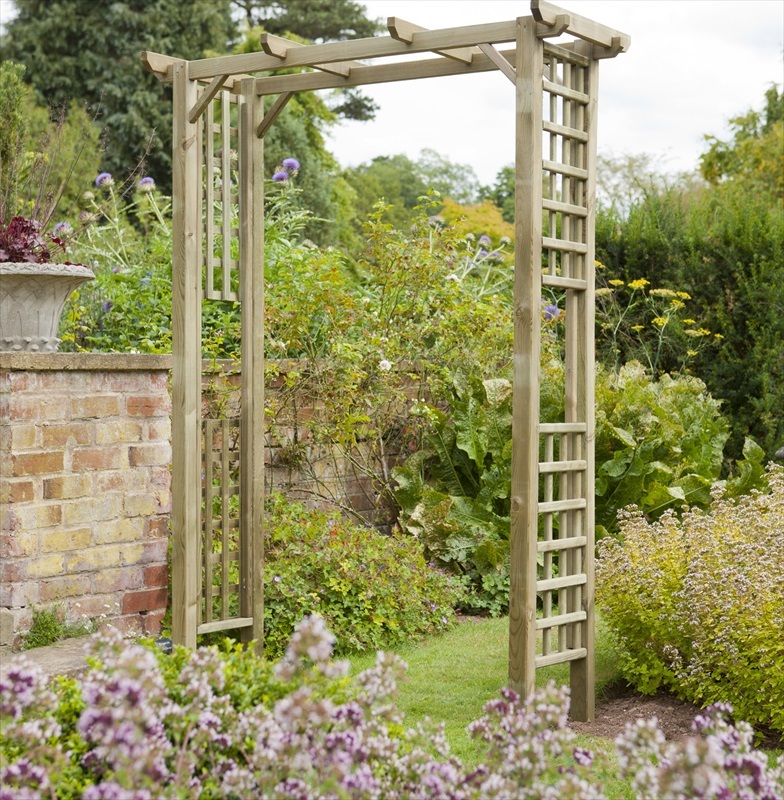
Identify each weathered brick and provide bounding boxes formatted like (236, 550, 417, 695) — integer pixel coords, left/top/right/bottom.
(4, 479, 35, 503)
(69, 595, 122, 618)
(93, 517, 143, 545)
(126, 395, 170, 417)
(40, 574, 91, 601)
(24, 553, 65, 578)
(143, 564, 169, 588)
(0, 559, 24, 583)
(62, 494, 122, 525)
(14, 502, 62, 530)
(0, 505, 19, 533)
(146, 466, 171, 492)
(41, 423, 93, 447)
(128, 443, 172, 467)
(122, 587, 167, 615)
(66, 545, 124, 573)
(40, 528, 92, 553)
(70, 395, 121, 419)
(7, 395, 69, 421)
(10, 425, 38, 450)
(123, 493, 159, 518)
(143, 608, 166, 636)
(12, 450, 65, 477)
(144, 418, 172, 442)
(121, 543, 144, 565)
(3, 372, 38, 392)
(108, 614, 144, 638)
(0, 580, 40, 607)
(95, 420, 143, 445)
(93, 566, 144, 594)
(0, 531, 37, 559)
(0, 609, 16, 647)
(71, 446, 128, 471)
(93, 470, 144, 493)
(136, 539, 168, 565)
(43, 474, 92, 500)
(144, 515, 171, 539)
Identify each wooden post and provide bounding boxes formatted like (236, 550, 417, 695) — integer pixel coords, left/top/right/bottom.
(171, 62, 202, 649)
(569, 41, 598, 722)
(238, 80, 266, 653)
(509, 16, 543, 699)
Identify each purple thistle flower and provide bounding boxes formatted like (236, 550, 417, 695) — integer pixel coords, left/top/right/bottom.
(478, 234, 492, 246)
(103, 301, 112, 313)
(95, 172, 113, 188)
(544, 303, 561, 321)
(478, 249, 489, 258)
(282, 157, 300, 171)
(53, 221, 72, 237)
(138, 176, 156, 193)
(272, 171, 289, 182)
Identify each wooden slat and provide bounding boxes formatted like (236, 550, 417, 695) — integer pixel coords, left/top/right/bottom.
(202, 420, 216, 626)
(542, 120, 589, 143)
(543, 79, 589, 104)
(540, 422, 586, 434)
(220, 92, 232, 298)
(537, 573, 587, 592)
(538, 497, 586, 514)
(189, 20, 518, 80)
(537, 535, 587, 553)
(542, 197, 588, 216)
(171, 61, 202, 650)
(541, 273, 588, 291)
(539, 459, 587, 474)
(508, 16, 543, 702)
(189, 75, 228, 123)
(388, 17, 474, 64)
(221, 419, 231, 618)
(531, 0, 630, 51)
(541, 432, 554, 655)
(536, 647, 587, 668)
(543, 41, 590, 67)
(536, 610, 587, 629)
(542, 237, 588, 254)
(543, 159, 588, 180)
(197, 617, 254, 635)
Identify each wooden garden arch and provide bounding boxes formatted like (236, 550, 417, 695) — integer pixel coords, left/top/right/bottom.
(142, 0, 629, 722)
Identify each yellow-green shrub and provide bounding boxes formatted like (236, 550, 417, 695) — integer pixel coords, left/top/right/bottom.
(597, 465, 784, 739)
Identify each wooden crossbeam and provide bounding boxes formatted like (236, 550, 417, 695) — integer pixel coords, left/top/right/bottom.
(185, 20, 518, 81)
(141, 51, 247, 88)
(387, 17, 474, 64)
(253, 46, 516, 96)
(260, 33, 363, 77)
(531, 0, 630, 52)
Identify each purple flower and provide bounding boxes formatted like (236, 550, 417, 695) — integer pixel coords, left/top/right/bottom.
(53, 221, 72, 237)
(272, 171, 289, 182)
(478, 249, 489, 258)
(282, 157, 300, 171)
(478, 234, 492, 246)
(95, 172, 113, 188)
(103, 301, 112, 313)
(138, 176, 155, 193)
(544, 303, 561, 321)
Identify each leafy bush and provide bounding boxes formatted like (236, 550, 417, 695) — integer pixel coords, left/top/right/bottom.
(2, 618, 782, 799)
(596, 464, 784, 739)
(263, 494, 465, 658)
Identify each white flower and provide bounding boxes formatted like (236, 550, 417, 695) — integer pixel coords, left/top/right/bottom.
(446, 273, 460, 282)
(378, 359, 392, 372)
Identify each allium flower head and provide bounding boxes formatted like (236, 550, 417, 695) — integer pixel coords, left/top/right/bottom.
(282, 157, 300, 171)
(95, 172, 114, 188)
(138, 176, 155, 193)
(272, 171, 289, 182)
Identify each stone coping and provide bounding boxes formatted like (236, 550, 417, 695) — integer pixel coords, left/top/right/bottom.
(0, 353, 173, 371)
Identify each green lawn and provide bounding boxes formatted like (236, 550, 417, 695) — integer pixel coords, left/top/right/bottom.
(348, 615, 635, 797)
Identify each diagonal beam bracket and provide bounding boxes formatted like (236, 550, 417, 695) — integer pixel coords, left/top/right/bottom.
(256, 92, 294, 138)
(260, 33, 360, 77)
(477, 43, 516, 84)
(388, 17, 474, 64)
(189, 74, 229, 123)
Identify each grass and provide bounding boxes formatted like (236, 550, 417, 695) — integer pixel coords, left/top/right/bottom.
(21, 604, 95, 650)
(348, 614, 636, 798)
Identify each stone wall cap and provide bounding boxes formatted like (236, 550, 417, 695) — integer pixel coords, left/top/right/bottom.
(0, 352, 173, 371)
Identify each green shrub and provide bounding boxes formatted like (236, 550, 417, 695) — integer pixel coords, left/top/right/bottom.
(596, 464, 784, 738)
(262, 494, 465, 658)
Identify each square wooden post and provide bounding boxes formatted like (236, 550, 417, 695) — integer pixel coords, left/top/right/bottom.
(508, 16, 543, 699)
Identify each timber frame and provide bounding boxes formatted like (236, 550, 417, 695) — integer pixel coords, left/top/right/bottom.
(142, 0, 629, 722)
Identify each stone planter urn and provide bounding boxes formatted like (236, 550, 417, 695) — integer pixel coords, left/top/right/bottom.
(0, 262, 95, 353)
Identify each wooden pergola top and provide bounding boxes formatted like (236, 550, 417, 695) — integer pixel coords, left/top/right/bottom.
(142, 0, 629, 95)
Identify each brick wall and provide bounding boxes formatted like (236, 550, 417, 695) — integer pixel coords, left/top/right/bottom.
(0, 353, 172, 648)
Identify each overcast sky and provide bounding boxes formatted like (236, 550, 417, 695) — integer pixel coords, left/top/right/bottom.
(325, 0, 784, 185)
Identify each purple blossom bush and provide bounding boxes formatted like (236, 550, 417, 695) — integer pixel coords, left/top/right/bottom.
(2, 617, 782, 799)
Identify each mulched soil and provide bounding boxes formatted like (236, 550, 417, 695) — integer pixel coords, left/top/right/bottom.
(568, 684, 703, 741)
